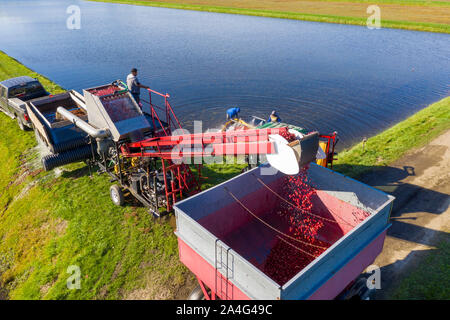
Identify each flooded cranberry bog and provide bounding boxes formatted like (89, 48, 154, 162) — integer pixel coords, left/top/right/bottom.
(174, 163, 394, 300)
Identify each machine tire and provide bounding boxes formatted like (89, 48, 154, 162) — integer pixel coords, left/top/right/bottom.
(34, 126, 50, 150)
(34, 127, 44, 145)
(110, 184, 124, 206)
(188, 285, 206, 300)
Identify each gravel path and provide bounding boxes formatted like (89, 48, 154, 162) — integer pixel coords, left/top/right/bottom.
(360, 130, 450, 299)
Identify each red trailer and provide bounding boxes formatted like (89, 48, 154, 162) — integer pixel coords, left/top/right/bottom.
(174, 163, 394, 300)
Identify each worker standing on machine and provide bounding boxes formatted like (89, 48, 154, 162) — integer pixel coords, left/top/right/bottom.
(126, 68, 149, 106)
(267, 110, 281, 123)
(226, 107, 241, 120)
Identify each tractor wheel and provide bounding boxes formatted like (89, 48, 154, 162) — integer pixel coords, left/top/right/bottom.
(188, 285, 206, 300)
(110, 184, 124, 206)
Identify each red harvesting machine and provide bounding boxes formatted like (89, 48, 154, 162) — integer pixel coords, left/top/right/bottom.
(50, 81, 336, 216)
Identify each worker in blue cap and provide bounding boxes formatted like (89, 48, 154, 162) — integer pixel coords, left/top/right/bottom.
(226, 107, 241, 120)
(267, 110, 281, 123)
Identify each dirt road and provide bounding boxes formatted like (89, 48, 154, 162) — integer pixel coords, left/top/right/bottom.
(360, 130, 450, 299)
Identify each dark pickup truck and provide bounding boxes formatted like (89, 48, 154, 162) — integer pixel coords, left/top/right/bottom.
(0, 76, 49, 130)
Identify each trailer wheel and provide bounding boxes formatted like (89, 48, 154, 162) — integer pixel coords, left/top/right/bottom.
(188, 285, 206, 300)
(110, 185, 124, 206)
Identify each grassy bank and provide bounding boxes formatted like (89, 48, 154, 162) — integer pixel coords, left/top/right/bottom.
(0, 51, 207, 299)
(89, 0, 450, 33)
(0, 52, 64, 95)
(334, 96, 450, 179)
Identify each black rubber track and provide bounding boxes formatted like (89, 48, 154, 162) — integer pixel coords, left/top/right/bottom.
(42, 145, 92, 171)
(50, 137, 89, 154)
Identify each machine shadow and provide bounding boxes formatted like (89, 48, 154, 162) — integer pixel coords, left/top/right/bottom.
(386, 221, 449, 246)
(60, 165, 91, 179)
(60, 164, 144, 208)
(332, 163, 449, 216)
(333, 163, 449, 247)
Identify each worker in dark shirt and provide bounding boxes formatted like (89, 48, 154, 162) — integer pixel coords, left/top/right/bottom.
(267, 110, 281, 123)
(126, 68, 149, 105)
(226, 107, 241, 120)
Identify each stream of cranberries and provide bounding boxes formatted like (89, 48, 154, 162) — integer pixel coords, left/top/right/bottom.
(261, 165, 335, 285)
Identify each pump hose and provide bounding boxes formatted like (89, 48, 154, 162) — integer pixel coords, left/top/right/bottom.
(51, 137, 89, 154)
(42, 145, 92, 171)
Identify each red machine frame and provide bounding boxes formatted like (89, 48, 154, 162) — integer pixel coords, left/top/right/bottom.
(111, 87, 338, 213)
(125, 88, 302, 212)
(139, 88, 199, 211)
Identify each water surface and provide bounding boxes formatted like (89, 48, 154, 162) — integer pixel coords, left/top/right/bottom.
(0, 0, 448, 149)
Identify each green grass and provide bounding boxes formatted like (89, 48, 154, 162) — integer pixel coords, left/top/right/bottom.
(89, 0, 450, 34)
(0, 161, 188, 300)
(334, 97, 450, 179)
(390, 241, 450, 299)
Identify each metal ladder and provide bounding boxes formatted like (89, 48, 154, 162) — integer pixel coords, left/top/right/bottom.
(214, 240, 234, 300)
